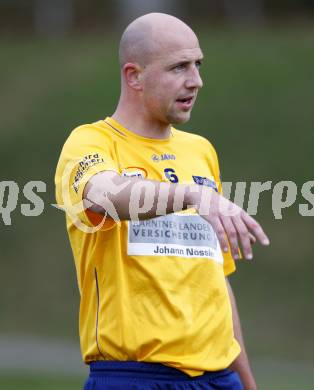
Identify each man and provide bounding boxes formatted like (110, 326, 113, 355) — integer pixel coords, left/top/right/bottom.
(55, 13, 269, 390)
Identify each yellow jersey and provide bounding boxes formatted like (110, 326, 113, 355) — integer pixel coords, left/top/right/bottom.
(55, 117, 240, 377)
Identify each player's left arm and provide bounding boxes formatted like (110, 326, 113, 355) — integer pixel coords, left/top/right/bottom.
(226, 278, 257, 390)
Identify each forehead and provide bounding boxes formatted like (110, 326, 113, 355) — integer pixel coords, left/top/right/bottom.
(151, 45, 203, 67)
(149, 29, 203, 65)
(166, 47, 203, 65)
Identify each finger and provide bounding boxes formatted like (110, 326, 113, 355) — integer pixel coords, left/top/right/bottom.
(241, 212, 270, 246)
(210, 217, 229, 254)
(232, 215, 253, 260)
(220, 216, 240, 259)
(249, 233, 256, 244)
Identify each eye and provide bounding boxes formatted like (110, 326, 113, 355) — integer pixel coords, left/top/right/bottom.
(195, 60, 202, 69)
(172, 63, 186, 71)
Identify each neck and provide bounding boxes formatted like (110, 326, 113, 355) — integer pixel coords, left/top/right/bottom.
(112, 97, 171, 140)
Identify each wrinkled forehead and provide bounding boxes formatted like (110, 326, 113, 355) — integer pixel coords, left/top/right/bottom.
(148, 29, 203, 65)
(150, 43, 203, 67)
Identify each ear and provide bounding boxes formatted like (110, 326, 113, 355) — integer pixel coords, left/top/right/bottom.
(123, 63, 143, 91)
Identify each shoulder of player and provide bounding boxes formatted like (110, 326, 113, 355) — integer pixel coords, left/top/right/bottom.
(172, 127, 218, 154)
(71, 120, 113, 137)
(64, 120, 115, 146)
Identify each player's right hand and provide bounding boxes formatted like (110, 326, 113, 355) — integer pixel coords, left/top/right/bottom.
(193, 187, 270, 260)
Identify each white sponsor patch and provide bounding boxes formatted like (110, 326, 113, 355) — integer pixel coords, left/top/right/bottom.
(128, 214, 223, 264)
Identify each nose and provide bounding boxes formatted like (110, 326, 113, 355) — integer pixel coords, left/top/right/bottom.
(185, 66, 203, 89)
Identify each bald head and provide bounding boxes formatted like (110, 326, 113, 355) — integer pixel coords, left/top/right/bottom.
(119, 13, 199, 68)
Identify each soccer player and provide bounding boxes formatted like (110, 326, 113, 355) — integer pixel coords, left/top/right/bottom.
(55, 12, 269, 390)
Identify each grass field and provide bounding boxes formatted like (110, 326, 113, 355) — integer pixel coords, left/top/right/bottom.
(0, 26, 313, 387)
(0, 374, 84, 390)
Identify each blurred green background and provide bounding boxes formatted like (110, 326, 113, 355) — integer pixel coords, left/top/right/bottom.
(0, 1, 314, 389)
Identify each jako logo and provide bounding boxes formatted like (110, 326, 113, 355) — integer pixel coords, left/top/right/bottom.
(151, 154, 176, 162)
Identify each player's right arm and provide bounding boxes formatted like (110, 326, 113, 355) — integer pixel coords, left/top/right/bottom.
(83, 170, 269, 259)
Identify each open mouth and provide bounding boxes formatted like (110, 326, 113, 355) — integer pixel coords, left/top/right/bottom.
(176, 96, 194, 109)
(177, 96, 193, 104)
